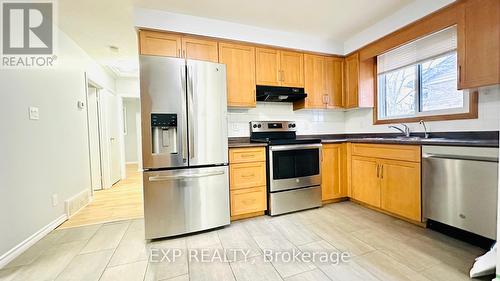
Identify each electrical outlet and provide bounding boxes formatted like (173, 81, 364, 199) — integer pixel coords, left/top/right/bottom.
(29, 106, 39, 120)
(52, 194, 58, 207)
(231, 123, 239, 132)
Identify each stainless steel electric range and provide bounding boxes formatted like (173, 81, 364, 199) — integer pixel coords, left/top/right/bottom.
(250, 121, 322, 216)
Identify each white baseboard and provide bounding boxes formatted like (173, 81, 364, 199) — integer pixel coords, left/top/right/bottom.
(0, 214, 67, 269)
(65, 189, 91, 218)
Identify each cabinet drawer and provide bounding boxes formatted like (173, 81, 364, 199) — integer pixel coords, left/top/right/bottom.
(351, 143, 420, 163)
(230, 186, 267, 216)
(230, 162, 266, 190)
(229, 147, 266, 163)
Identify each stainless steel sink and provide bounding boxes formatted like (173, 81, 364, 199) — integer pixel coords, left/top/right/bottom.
(393, 136, 422, 141)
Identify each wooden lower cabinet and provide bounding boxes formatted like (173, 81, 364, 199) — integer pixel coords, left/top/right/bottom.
(321, 143, 347, 201)
(351, 156, 380, 207)
(380, 159, 421, 221)
(230, 162, 266, 190)
(230, 186, 267, 216)
(350, 144, 421, 222)
(229, 147, 267, 220)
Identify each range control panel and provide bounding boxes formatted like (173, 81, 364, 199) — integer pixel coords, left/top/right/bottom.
(250, 121, 296, 132)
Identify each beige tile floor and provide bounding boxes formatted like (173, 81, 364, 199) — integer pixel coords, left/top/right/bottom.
(0, 202, 492, 281)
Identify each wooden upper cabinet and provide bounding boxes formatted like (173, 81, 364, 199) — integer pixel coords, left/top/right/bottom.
(321, 144, 347, 201)
(380, 159, 421, 222)
(138, 31, 218, 61)
(219, 43, 256, 107)
(326, 57, 344, 108)
(139, 30, 181, 57)
(344, 53, 360, 108)
(301, 54, 326, 109)
(458, 0, 500, 89)
(295, 55, 343, 110)
(181, 36, 218, 62)
(280, 51, 304, 87)
(256, 48, 281, 86)
(256, 48, 304, 87)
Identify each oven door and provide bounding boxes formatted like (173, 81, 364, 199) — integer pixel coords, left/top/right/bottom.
(269, 143, 322, 192)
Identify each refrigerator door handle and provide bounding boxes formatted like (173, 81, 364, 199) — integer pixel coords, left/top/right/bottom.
(180, 65, 188, 162)
(187, 65, 195, 160)
(148, 170, 225, 182)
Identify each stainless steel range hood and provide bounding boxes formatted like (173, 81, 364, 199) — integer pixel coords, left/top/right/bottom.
(256, 85, 307, 102)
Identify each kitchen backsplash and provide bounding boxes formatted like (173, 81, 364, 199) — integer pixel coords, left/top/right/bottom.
(228, 85, 500, 138)
(228, 102, 345, 137)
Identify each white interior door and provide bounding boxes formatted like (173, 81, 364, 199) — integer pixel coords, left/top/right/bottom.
(105, 93, 122, 185)
(87, 86, 103, 191)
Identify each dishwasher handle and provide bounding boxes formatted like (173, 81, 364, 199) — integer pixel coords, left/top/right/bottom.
(422, 153, 498, 163)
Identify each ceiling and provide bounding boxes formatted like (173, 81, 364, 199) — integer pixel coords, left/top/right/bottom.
(58, 0, 138, 76)
(135, 0, 412, 41)
(58, 0, 414, 78)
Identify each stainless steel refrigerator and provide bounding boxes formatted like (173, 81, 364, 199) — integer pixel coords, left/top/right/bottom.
(140, 56, 229, 239)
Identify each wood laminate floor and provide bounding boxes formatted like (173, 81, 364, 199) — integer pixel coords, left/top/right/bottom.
(0, 202, 491, 281)
(58, 164, 143, 229)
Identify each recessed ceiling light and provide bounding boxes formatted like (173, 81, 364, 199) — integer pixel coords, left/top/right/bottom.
(109, 45, 120, 53)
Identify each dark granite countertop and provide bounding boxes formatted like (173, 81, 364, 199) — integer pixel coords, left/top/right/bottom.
(229, 131, 499, 148)
(228, 137, 268, 148)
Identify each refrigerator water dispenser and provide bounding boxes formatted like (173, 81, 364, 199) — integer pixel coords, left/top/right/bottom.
(151, 113, 177, 155)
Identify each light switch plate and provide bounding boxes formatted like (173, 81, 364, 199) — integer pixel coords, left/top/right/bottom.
(52, 194, 58, 206)
(29, 107, 39, 120)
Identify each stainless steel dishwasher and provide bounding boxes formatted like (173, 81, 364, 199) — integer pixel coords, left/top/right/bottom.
(422, 146, 498, 239)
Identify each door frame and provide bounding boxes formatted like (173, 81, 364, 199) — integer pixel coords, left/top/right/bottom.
(85, 75, 105, 195)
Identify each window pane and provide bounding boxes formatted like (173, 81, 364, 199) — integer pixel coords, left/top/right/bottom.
(421, 52, 463, 111)
(379, 65, 417, 118)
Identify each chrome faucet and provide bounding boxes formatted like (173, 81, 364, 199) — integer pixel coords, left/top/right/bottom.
(419, 120, 429, 139)
(389, 124, 410, 137)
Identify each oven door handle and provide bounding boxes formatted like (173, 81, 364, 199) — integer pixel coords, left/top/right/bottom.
(269, 143, 322, 151)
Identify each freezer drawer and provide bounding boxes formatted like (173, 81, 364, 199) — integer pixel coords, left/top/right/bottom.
(422, 146, 498, 239)
(143, 166, 230, 239)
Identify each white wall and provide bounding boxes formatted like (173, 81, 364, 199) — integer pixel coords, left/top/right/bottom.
(134, 8, 344, 55)
(123, 98, 141, 163)
(344, 86, 500, 134)
(116, 77, 140, 98)
(228, 103, 345, 137)
(0, 28, 116, 263)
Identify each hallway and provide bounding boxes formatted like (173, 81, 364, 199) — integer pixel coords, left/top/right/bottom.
(58, 164, 143, 229)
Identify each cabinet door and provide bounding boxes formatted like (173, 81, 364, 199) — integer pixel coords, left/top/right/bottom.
(351, 156, 380, 207)
(326, 57, 344, 108)
(139, 31, 181, 57)
(280, 51, 304, 87)
(304, 54, 326, 108)
(380, 159, 421, 221)
(344, 53, 359, 108)
(256, 48, 280, 86)
(219, 43, 256, 107)
(181, 36, 218, 62)
(321, 144, 346, 200)
(458, 0, 500, 89)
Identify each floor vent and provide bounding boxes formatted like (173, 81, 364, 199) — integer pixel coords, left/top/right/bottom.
(65, 190, 91, 218)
